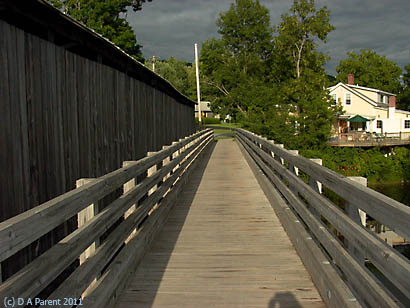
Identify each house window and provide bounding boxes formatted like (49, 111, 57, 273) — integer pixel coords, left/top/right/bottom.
(377, 120, 383, 129)
(379, 94, 388, 104)
(345, 93, 351, 105)
(405, 120, 410, 129)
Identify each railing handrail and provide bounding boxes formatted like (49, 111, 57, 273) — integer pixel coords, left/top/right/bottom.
(236, 129, 410, 240)
(329, 131, 410, 143)
(0, 129, 210, 263)
(0, 128, 213, 305)
(235, 128, 410, 307)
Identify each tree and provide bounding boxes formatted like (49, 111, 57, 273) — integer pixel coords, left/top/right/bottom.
(48, 0, 152, 61)
(200, 0, 274, 119)
(398, 63, 410, 111)
(144, 57, 198, 100)
(335, 49, 402, 94)
(273, 0, 334, 80)
(270, 0, 338, 149)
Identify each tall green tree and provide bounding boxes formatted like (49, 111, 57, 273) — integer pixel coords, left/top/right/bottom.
(145, 57, 194, 98)
(49, 0, 152, 61)
(335, 49, 402, 94)
(200, 0, 274, 119)
(273, 0, 334, 80)
(269, 0, 337, 149)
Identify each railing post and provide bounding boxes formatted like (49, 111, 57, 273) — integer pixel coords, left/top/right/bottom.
(162, 145, 171, 182)
(162, 144, 173, 195)
(288, 150, 299, 175)
(172, 141, 180, 173)
(309, 159, 323, 194)
(275, 144, 285, 165)
(288, 150, 299, 193)
(76, 178, 99, 264)
(268, 140, 275, 159)
(122, 161, 138, 243)
(147, 151, 160, 215)
(76, 178, 99, 298)
(346, 177, 367, 227)
(307, 159, 323, 219)
(345, 176, 367, 265)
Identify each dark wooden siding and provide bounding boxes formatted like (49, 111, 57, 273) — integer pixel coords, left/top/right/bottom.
(0, 18, 194, 279)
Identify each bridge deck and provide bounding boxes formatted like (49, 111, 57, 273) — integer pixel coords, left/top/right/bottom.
(117, 139, 325, 308)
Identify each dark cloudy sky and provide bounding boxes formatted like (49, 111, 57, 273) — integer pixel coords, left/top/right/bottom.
(128, 0, 410, 75)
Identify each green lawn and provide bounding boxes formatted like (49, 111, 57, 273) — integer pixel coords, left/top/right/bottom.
(213, 129, 234, 135)
(206, 123, 242, 128)
(212, 128, 237, 140)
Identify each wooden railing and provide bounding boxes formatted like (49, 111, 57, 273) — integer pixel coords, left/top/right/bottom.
(0, 128, 213, 307)
(329, 131, 410, 146)
(236, 128, 410, 308)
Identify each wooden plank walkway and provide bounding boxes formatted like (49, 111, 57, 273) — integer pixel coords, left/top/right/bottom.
(116, 139, 325, 308)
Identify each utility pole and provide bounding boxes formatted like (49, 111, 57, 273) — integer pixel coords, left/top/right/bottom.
(151, 55, 158, 72)
(194, 43, 202, 124)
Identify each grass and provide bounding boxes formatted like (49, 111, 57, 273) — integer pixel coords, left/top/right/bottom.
(213, 129, 233, 135)
(205, 123, 242, 128)
(212, 128, 236, 140)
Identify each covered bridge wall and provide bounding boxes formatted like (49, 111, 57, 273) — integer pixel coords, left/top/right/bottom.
(0, 0, 195, 279)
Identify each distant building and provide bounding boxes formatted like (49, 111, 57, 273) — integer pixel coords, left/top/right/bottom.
(195, 101, 216, 118)
(328, 74, 410, 136)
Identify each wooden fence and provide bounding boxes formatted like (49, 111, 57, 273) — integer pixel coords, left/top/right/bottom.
(0, 1, 195, 281)
(236, 128, 410, 308)
(329, 132, 410, 147)
(0, 129, 213, 307)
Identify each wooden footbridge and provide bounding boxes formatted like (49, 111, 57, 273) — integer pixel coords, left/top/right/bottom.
(1, 1, 410, 307)
(1, 128, 410, 308)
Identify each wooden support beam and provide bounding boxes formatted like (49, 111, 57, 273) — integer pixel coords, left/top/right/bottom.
(346, 176, 367, 265)
(162, 145, 172, 182)
(123, 161, 138, 243)
(288, 150, 299, 193)
(307, 158, 323, 219)
(76, 178, 99, 265)
(147, 152, 159, 215)
(275, 144, 285, 165)
(309, 159, 323, 194)
(76, 178, 99, 298)
(172, 141, 180, 173)
(346, 177, 367, 227)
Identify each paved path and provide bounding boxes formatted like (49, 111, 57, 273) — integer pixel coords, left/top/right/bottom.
(117, 139, 325, 308)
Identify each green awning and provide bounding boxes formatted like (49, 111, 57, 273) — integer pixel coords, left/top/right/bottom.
(347, 115, 370, 122)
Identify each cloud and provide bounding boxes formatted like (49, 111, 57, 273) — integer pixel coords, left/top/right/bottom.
(128, 0, 410, 73)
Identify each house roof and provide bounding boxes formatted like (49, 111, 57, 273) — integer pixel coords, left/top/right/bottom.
(328, 82, 383, 107)
(347, 115, 370, 122)
(346, 84, 395, 96)
(396, 109, 410, 115)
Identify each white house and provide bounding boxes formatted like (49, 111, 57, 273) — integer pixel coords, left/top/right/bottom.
(328, 74, 410, 136)
(195, 101, 216, 118)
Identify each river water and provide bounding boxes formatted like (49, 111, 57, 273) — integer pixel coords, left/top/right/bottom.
(368, 183, 410, 207)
